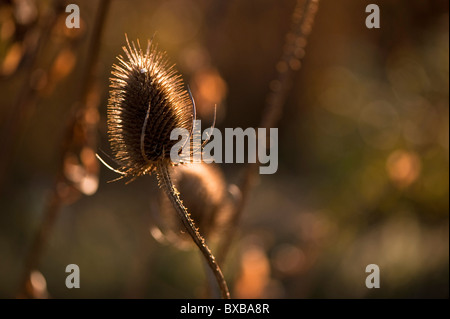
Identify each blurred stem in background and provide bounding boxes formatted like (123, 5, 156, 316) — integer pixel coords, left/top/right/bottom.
(0, 0, 64, 192)
(18, 0, 110, 298)
(217, 0, 320, 267)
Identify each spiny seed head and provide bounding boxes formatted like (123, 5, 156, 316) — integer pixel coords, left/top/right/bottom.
(107, 36, 193, 178)
(158, 164, 232, 248)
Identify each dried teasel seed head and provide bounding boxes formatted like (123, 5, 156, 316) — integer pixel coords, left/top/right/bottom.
(154, 163, 232, 248)
(107, 36, 193, 178)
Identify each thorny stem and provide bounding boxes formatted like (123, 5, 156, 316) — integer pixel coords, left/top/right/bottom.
(201, 254, 221, 299)
(157, 163, 230, 299)
(217, 0, 320, 266)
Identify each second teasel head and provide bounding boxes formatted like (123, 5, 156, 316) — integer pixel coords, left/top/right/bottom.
(107, 36, 193, 178)
(154, 163, 234, 249)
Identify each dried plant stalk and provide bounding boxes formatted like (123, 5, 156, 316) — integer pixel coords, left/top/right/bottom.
(0, 0, 63, 190)
(151, 163, 233, 297)
(18, 0, 110, 298)
(217, 0, 320, 265)
(157, 164, 230, 298)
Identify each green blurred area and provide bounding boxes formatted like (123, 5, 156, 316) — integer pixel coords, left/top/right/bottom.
(0, 0, 448, 298)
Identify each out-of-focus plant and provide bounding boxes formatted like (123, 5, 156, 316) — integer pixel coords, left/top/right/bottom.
(9, 0, 111, 298)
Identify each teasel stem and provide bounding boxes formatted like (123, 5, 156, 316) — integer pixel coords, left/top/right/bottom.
(201, 257, 221, 298)
(217, 0, 320, 266)
(156, 163, 230, 299)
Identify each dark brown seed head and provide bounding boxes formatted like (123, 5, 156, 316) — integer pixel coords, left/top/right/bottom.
(107, 36, 193, 178)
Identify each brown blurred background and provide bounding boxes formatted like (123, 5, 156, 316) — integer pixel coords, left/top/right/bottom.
(0, 0, 448, 298)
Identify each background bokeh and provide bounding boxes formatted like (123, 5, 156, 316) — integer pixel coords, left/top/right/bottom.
(0, 0, 448, 298)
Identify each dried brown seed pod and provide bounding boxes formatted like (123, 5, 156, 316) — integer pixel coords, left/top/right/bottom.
(107, 36, 193, 178)
(154, 163, 233, 248)
(101, 36, 230, 298)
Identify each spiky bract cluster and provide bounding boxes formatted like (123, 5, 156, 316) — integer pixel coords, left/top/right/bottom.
(107, 37, 193, 177)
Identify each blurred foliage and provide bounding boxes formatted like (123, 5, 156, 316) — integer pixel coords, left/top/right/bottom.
(0, 0, 448, 298)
